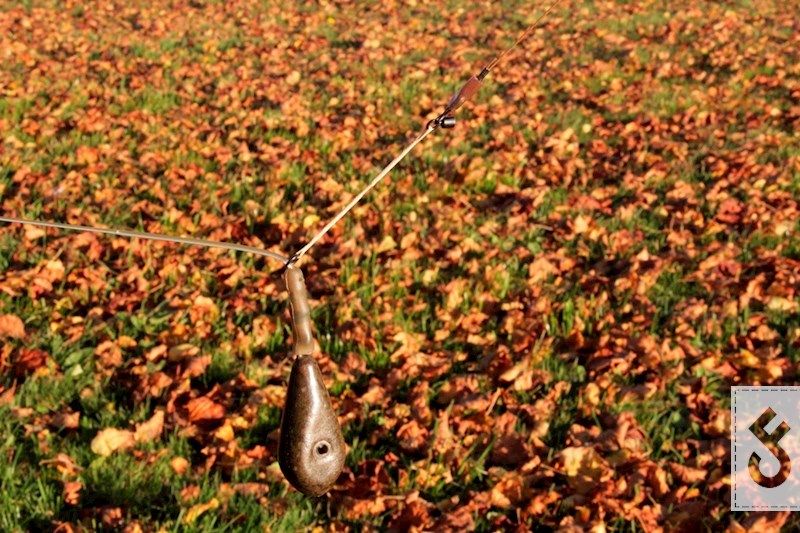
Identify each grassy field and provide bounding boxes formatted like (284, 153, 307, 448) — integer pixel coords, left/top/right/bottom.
(1, 0, 799, 530)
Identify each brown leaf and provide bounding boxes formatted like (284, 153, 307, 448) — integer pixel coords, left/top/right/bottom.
(13, 348, 50, 377)
(389, 492, 432, 531)
(184, 355, 212, 378)
(99, 507, 124, 528)
(180, 484, 201, 503)
(53, 411, 81, 430)
(94, 341, 122, 370)
(396, 419, 429, 453)
(491, 433, 530, 467)
(560, 446, 611, 493)
(219, 482, 269, 499)
(668, 462, 706, 484)
(648, 464, 670, 497)
(345, 496, 389, 520)
(716, 198, 744, 224)
(0, 314, 25, 339)
(0, 383, 15, 406)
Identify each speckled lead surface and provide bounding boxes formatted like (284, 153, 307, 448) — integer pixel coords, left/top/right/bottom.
(278, 355, 346, 497)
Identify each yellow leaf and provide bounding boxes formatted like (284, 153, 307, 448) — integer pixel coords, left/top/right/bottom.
(400, 232, 417, 249)
(302, 214, 320, 228)
(583, 383, 601, 407)
(168, 343, 200, 362)
(214, 420, 235, 442)
(573, 215, 590, 234)
(376, 235, 397, 254)
(528, 257, 557, 284)
(491, 472, 524, 508)
(421, 269, 437, 286)
(317, 178, 343, 194)
(183, 498, 219, 524)
(135, 410, 164, 443)
(24, 226, 46, 240)
(735, 349, 760, 368)
(561, 446, 609, 493)
(768, 297, 796, 312)
(285, 71, 301, 86)
(192, 296, 219, 321)
(117, 336, 137, 349)
(43, 259, 65, 282)
(774, 221, 792, 236)
(91, 428, 135, 456)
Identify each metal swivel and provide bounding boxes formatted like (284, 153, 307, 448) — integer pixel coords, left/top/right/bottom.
(439, 116, 457, 128)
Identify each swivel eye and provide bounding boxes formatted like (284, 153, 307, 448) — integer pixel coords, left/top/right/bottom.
(427, 114, 457, 130)
(438, 116, 457, 128)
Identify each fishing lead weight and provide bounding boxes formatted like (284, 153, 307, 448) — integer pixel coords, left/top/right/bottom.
(279, 265, 345, 496)
(278, 354, 346, 497)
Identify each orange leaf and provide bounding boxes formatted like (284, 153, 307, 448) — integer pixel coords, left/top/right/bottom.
(171, 457, 190, 475)
(63, 481, 82, 505)
(40, 453, 83, 477)
(0, 314, 25, 339)
(186, 397, 225, 423)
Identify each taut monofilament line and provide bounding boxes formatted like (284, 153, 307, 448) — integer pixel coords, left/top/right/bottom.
(290, 0, 564, 265)
(0, 216, 289, 263)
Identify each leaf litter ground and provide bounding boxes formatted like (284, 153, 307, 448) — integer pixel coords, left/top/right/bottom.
(1, 0, 799, 530)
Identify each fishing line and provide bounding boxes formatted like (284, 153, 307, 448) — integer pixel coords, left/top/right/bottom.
(287, 125, 435, 265)
(0, 216, 289, 263)
(477, 0, 564, 81)
(289, 0, 564, 265)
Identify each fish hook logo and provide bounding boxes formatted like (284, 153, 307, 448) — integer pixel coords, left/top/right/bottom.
(748, 407, 791, 488)
(732, 386, 800, 510)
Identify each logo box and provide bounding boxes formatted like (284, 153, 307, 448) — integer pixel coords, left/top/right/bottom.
(731, 386, 800, 511)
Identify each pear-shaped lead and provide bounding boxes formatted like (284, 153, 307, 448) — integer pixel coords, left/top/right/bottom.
(278, 355, 346, 496)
